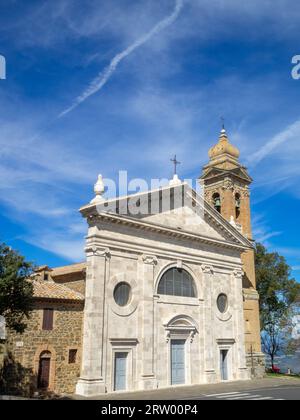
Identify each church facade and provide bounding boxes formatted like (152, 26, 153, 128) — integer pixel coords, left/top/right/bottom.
(76, 128, 264, 397)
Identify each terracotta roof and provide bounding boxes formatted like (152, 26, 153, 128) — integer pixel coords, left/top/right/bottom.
(32, 280, 84, 302)
(36, 265, 52, 272)
(51, 263, 86, 277)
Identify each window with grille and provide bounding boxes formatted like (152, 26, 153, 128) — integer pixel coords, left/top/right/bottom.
(157, 268, 196, 298)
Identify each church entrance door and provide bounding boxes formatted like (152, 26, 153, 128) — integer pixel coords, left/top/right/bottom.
(114, 352, 128, 391)
(220, 350, 229, 381)
(171, 340, 186, 385)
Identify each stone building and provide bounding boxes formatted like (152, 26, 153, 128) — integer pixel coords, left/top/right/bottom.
(3, 127, 264, 396)
(2, 264, 85, 396)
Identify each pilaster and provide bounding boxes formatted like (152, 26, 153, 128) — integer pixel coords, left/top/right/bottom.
(232, 269, 250, 380)
(201, 264, 217, 383)
(76, 246, 110, 397)
(138, 254, 158, 390)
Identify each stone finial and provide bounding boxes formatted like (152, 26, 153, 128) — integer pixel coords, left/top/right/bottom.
(230, 215, 236, 226)
(169, 174, 182, 186)
(90, 174, 105, 204)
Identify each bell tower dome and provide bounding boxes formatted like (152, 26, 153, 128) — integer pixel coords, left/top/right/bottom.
(200, 126, 264, 376)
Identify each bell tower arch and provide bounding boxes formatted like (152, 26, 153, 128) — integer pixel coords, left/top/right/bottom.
(200, 127, 264, 377)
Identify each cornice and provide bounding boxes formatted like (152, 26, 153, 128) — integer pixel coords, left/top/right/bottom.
(88, 237, 245, 272)
(243, 288, 260, 301)
(84, 211, 251, 252)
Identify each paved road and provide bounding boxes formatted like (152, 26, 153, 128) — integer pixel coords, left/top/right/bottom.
(76, 377, 300, 401)
(186, 386, 300, 400)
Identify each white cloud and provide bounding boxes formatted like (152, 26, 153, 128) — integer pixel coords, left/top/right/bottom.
(276, 248, 300, 259)
(24, 234, 85, 262)
(252, 213, 282, 245)
(248, 120, 300, 166)
(59, 0, 184, 116)
(8, 0, 300, 50)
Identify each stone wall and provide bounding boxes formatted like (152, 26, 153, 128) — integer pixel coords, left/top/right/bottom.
(4, 300, 83, 396)
(54, 278, 86, 296)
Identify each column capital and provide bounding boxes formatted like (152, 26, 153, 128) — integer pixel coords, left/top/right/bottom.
(222, 177, 234, 191)
(85, 246, 110, 258)
(201, 264, 214, 275)
(141, 254, 158, 266)
(233, 268, 244, 279)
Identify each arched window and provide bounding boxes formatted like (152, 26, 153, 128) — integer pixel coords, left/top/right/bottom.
(212, 193, 221, 213)
(235, 193, 241, 220)
(158, 268, 196, 297)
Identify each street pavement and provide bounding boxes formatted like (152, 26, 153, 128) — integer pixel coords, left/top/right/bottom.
(77, 377, 300, 401)
(184, 387, 299, 400)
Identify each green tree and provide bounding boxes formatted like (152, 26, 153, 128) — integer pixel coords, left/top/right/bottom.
(255, 243, 300, 370)
(0, 243, 34, 334)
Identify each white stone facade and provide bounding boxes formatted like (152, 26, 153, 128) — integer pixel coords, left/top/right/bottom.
(76, 187, 251, 396)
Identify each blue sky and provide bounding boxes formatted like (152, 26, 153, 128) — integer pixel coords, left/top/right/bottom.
(0, 0, 299, 280)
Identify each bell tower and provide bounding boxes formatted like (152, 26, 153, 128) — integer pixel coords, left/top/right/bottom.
(200, 126, 264, 377)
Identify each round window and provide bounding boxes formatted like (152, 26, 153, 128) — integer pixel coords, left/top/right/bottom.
(217, 294, 228, 314)
(114, 283, 131, 307)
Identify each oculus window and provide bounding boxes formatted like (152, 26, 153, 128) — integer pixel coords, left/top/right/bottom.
(217, 294, 228, 314)
(114, 282, 131, 307)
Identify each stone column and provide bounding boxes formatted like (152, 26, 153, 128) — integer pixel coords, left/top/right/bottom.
(138, 254, 158, 390)
(76, 246, 110, 397)
(202, 264, 217, 383)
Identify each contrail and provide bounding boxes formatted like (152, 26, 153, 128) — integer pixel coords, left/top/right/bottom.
(248, 119, 300, 166)
(59, 0, 184, 118)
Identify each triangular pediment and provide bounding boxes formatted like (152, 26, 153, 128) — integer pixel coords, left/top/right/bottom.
(201, 165, 252, 183)
(81, 183, 252, 250)
(143, 205, 225, 241)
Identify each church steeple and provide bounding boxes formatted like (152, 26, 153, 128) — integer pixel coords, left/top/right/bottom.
(200, 125, 262, 358)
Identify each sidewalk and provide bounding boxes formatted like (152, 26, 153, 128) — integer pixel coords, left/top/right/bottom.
(74, 376, 300, 400)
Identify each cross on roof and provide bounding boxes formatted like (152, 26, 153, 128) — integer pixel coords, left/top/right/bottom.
(170, 155, 181, 176)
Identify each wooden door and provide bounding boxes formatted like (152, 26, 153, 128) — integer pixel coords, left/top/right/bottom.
(38, 357, 51, 389)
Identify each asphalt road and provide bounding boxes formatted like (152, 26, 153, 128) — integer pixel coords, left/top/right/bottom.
(2, 379, 300, 400)
(76, 377, 300, 401)
(186, 385, 300, 400)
